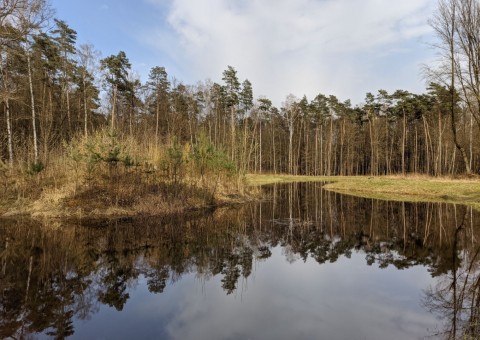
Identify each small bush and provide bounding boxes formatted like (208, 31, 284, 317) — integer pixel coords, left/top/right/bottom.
(65, 129, 138, 183)
(27, 161, 45, 175)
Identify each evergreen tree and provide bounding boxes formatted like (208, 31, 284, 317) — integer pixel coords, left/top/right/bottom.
(100, 51, 131, 129)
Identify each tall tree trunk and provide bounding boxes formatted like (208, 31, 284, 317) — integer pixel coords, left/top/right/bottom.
(259, 121, 262, 173)
(246, 116, 258, 174)
(272, 124, 276, 174)
(422, 116, 431, 175)
(129, 97, 134, 136)
(242, 115, 248, 173)
(83, 76, 88, 138)
(111, 84, 117, 129)
(1, 55, 14, 168)
(66, 80, 71, 133)
(307, 125, 311, 174)
(437, 110, 442, 175)
(369, 117, 375, 176)
(42, 87, 53, 161)
(449, 1, 471, 175)
(4, 99, 13, 168)
(402, 109, 406, 175)
(155, 100, 160, 142)
(414, 124, 418, 173)
(328, 118, 333, 175)
(385, 117, 390, 175)
(340, 119, 345, 176)
(230, 106, 235, 161)
(320, 124, 324, 175)
(27, 52, 39, 164)
(214, 104, 219, 147)
(314, 125, 318, 175)
(469, 112, 473, 171)
(188, 109, 194, 147)
(62, 51, 71, 133)
(288, 123, 294, 174)
(450, 106, 471, 174)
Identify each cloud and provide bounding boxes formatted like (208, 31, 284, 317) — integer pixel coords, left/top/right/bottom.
(145, 0, 437, 106)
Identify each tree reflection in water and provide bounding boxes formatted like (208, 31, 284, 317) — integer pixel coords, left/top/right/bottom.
(423, 207, 480, 339)
(1, 182, 479, 338)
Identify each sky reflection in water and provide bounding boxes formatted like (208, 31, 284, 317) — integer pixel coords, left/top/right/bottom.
(72, 248, 438, 340)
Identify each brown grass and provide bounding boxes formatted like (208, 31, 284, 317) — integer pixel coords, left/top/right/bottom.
(0, 130, 255, 219)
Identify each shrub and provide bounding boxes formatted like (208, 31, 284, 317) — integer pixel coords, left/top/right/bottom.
(27, 161, 45, 175)
(65, 129, 136, 184)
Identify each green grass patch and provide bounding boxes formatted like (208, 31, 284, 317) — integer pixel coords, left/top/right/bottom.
(246, 174, 480, 209)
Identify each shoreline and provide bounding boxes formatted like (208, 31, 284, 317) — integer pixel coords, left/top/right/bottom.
(3, 173, 480, 220)
(246, 174, 480, 210)
(0, 178, 260, 220)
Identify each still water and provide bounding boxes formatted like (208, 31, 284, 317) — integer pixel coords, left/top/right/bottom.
(1, 182, 479, 339)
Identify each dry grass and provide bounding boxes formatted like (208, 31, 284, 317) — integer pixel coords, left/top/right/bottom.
(247, 173, 480, 209)
(0, 130, 254, 219)
(1, 170, 251, 219)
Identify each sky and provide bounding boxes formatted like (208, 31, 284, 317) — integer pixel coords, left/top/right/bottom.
(51, 0, 438, 107)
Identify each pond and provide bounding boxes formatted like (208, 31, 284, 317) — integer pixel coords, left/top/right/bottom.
(1, 182, 479, 339)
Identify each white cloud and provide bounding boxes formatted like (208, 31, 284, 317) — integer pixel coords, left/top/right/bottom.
(145, 0, 437, 106)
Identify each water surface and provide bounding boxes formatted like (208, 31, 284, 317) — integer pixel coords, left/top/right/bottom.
(1, 182, 479, 339)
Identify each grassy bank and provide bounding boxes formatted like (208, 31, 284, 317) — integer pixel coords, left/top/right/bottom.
(247, 174, 480, 209)
(0, 130, 257, 219)
(4, 159, 479, 219)
(1, 167, 255, 220)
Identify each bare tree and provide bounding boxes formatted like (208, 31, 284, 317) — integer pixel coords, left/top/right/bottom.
(1, 0, 51, 166)
(77, 43, 101, 138)
(430, 0, 472, 174)
(283, 94, 300, 174)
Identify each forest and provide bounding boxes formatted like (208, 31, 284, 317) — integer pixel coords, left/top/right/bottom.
(1, 0, 480, 215)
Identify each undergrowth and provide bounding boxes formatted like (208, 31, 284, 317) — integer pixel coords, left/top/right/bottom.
(1, 129, 254, 218)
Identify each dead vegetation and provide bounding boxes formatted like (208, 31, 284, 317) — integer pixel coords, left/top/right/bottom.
(1, 129, 257, 219)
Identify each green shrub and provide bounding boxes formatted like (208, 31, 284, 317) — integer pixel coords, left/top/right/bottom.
(27, 161, 45, 175)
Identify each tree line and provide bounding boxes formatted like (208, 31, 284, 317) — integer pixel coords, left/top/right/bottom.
(1, 0, 480, 177)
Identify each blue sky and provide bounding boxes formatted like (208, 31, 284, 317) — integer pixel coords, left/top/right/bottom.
(51, 0, 438, 106)
(51, 0, 180, 79)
